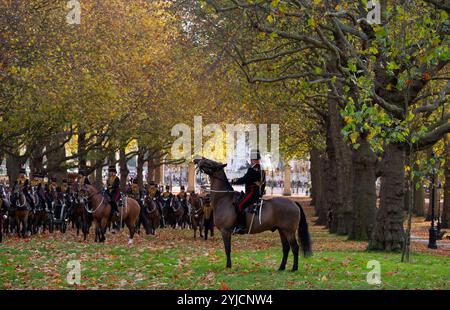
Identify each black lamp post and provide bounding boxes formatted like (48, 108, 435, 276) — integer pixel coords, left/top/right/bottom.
(428, 152, 438, 249)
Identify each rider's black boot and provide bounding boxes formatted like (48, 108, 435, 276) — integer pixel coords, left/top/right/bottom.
(233, 211, 247, 235)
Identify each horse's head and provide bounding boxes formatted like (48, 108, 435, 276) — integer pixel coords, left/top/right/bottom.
(194, 157, 227, 176)
(79, 184, 96, 200)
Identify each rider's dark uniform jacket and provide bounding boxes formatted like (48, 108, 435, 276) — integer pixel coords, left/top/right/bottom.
(233, 163, 266, 211)
(107, 175, 120, 202)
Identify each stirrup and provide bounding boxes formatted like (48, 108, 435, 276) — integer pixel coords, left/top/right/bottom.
(232, 226, 247, 235)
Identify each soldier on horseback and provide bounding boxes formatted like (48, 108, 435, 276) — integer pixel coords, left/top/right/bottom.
(147, 181, 160, 199)
(177, 185, 189, 213)
(13, 166, 34, 209)
(162, 185, 172, 200)
(77, 169, 91, 187)
(131, 178, 140, 200)
(231, 149, 266, 234)
(107, 165, 120, 218)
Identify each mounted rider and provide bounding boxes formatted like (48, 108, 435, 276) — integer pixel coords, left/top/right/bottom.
(177, 185, 189, 214)
(162, 185, 172, 200)
(77, 169, 91, 187)
(33, 172, 46, 206)
(231, 149, 266, 234)
(147, 181, 160, 199)
(107, 165, 120, 218)
(13, 166, 34, 208)
(49, 177, 58, 192)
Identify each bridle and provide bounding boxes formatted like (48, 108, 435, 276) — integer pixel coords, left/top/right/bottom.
(81, 190, 105, 214)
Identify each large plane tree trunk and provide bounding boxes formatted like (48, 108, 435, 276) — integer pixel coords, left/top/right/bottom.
(349, 139, 377, 240)
(369, 143, 406, 251)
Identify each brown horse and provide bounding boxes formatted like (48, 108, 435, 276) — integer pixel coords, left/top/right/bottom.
(81, 185, 140, 244)
(188, 193, 204, 238)
(140, 196, 160, 235)
(194, 158, 312, 271)
(72, 195, 92, 240)
(11, 191, 30, 238)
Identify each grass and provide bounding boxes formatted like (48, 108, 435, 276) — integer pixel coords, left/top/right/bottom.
(0, 204, 449, 290)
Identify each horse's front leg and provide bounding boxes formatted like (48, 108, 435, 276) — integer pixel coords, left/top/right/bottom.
(220, 229, 232, 268)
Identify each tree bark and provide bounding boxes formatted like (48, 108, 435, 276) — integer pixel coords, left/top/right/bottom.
(137, 151, 145, 190)
(46, 135, 67, 183)
(315, 155, 329, 226)
(442, 142, 450, 228)
(349, 139, 377, 240)
(412, 172, 425, 216)
(78, 129, 87, 171)
(147, 158, 155, 184)
(326, 93, 353, 235)
(369, 144, 405, 251)
(310, 147, 321, 212)
(29, 144, 44, 177)
(119, 148, 129, 192)
(6, 152, 24, 184)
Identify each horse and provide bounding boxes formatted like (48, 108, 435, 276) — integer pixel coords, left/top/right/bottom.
(178, 197, 191, 229)
(30, 188, 48, 234)
(188, 193, 204, 238)
(140, 195, 160, 235)
(10, 190, 31, 238)
(71, 193, 85, 237)
(167, 197, 185, 229)
(194, 157, 312, 271)
(51, 191, 70, 233)
(80, 185, 140, 244)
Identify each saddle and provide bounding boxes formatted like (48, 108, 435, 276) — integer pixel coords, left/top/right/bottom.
(234, 191, 264, 214)
(246, 199, 264, 215)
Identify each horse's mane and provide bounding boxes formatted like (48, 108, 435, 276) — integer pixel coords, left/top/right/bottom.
(217, 167, 234, 191)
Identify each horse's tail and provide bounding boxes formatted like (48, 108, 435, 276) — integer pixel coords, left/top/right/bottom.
(295, 202, 312, 257)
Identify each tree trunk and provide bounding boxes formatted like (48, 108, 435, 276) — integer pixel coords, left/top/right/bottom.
(326, 94, 353, 235)
(46, 135, 67, 183)
(412, 172, 425, 216)
(6, 153, 24, 184)
(369, 144, 405, 251)
(315, 155, 329, 226)
(119, 148, 129, 192)
(442, 143, 450, 228)
(147, 158, 155, 184)
(29, 144, 44, 177)
(349, 139, 377, 240)
(78, 129, 87, 171)
(137, 152, 145, 190)
(310, 147, 321, 207)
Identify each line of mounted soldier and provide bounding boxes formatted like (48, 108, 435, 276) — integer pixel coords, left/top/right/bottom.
(0, 165, 215, 243)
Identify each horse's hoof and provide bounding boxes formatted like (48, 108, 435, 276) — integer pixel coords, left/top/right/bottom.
(128, 238, 134, 245)
(291, 267, 298, 272)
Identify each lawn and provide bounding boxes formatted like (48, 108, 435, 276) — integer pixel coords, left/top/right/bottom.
(0, 203, 448, 290)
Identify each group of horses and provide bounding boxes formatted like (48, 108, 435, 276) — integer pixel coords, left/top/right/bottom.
(0, 185, 73, 241)
(1, 157, 312, 271)
(0, 183, 214, 245)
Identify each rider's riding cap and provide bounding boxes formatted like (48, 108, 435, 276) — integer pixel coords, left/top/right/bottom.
(132, 178, 138, 184)
(250, 149, 261, 160)
(165, 185, 170, 190)
(148, 180, 156, 186)
(19, 165, 26, 174)
(180, 185, 185, 190)
(108, 165, 117, 173)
